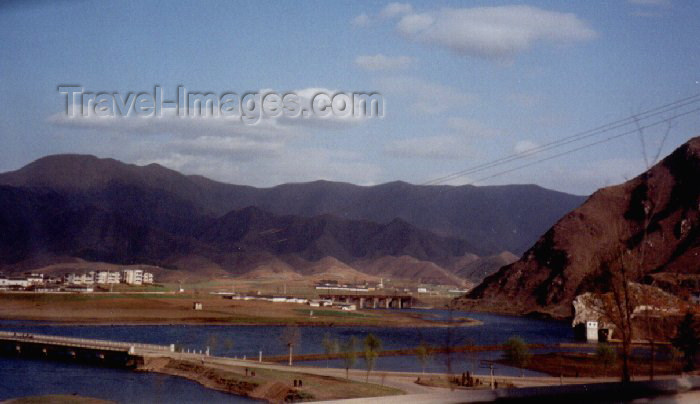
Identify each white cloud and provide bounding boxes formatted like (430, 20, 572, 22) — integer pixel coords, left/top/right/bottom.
(137, 147, 382, 187)
(377, 76, 476, 114)
(514, 139, 540, 154)
(351, 13, 371, 27)
(355, 54, 414, 71)
(385, 134, 473, 159)
(379, 3, 414, 18)
(48, 87, 377, 173)
(446, 117, 503, 138)
(394, 5, 597, 60)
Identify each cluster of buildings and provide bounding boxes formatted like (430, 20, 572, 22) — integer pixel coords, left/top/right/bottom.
(0, 269, 155, 292)
(64, 269, 154, 286)
(314, 279, 382, 293)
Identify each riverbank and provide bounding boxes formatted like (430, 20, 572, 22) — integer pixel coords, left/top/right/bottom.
(503, 351, 686, 378)
(138, 356, 403, 402)
(1, 395, 115, 404)
(0, 293, 480, 328)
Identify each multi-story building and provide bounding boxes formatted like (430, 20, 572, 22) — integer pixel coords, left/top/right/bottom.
(121, 269, 144, 285)
(95, 271, 121, 284)
(142, 272, 154, 284)
(65, 272, 95, 285)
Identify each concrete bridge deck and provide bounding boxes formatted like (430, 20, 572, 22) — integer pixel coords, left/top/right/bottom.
(0, 330, 172, 354)
(318, 293, 414, 309)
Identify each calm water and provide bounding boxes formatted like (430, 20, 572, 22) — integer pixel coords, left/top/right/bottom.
(0, 356, 254, 403)
(0, 309, 575, 400)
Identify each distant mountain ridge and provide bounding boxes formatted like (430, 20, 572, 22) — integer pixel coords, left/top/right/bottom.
(0, 154, 586, 255)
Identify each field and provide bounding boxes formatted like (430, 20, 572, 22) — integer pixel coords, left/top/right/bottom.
(0, 291, 465, 327)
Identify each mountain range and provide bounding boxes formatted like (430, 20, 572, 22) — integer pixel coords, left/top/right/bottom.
(0, 154, 585, 284)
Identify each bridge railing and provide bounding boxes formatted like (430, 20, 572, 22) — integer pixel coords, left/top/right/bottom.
(0, 330, 171, 353)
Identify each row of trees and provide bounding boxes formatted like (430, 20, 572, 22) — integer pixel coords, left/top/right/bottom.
(321, 332, 382, 380)
(274, 317, 698, 381)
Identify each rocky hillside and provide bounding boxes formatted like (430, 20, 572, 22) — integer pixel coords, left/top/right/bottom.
(463, 136, 700, 318)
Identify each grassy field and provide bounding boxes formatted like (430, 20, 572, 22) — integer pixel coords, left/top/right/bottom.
(0, 292, 456, 327)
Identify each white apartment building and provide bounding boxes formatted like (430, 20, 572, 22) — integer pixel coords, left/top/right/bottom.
(95, 271, 121, 284)
(121, 269, 153, 285)
(66, 272, 95, 285)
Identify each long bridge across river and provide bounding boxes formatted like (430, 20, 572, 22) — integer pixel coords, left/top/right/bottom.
(318, 293, 414, 309)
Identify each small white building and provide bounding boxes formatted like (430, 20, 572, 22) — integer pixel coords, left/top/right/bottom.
(337, 303, 357, 311)
(64, 285, 94, 293)
(25, 273, 44, 285)
(0, 277, 29, 288)
(142, 272, 154, 284)
(586, 321, 599, 342)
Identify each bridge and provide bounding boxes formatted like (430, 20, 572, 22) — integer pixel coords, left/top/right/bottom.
(0, 330, 174, 367)
(318, 293, 414, 309)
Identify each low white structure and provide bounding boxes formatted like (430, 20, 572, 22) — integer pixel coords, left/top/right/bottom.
(0, 277, 29, 287)
(64, 285, 94, 293)
(25, 273, 44, 285)
(586, 321, 599, 342)
(337, 303, 357, 311)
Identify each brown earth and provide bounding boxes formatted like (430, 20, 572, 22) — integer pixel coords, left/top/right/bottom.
(0, 293, 467, 327)
(138, 356, 402, 402)
(504, 351, 685, 378)
(464, 136, 700, 318)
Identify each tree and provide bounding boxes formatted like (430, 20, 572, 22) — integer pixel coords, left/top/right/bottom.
(671, 312, 699, 371)
(364, 333, 382, 381)
(321, 332, 339, 368)
(415, 341, 433, 374)
(503, 336, 532, 377)
(596, 343, 617, 376)
(206, 334, 219, 356)
(340, 336, 358, 379)
(281, 324, 301, 366)
(598, 117, 676, 383)
(599, 252, 637, 383)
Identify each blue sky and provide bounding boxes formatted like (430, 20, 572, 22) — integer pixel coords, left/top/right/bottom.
(1, 0, 699, 194)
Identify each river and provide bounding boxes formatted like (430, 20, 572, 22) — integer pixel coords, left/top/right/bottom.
(0, 310, 576, 402)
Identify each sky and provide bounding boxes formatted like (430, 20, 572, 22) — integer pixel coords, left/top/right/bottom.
(1, 0, 699, 195)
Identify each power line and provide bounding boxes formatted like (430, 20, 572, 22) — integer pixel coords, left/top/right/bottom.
(421, 93, 700, 186)
(330, 93, 700, 220)
(468, 106, 700, 186)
